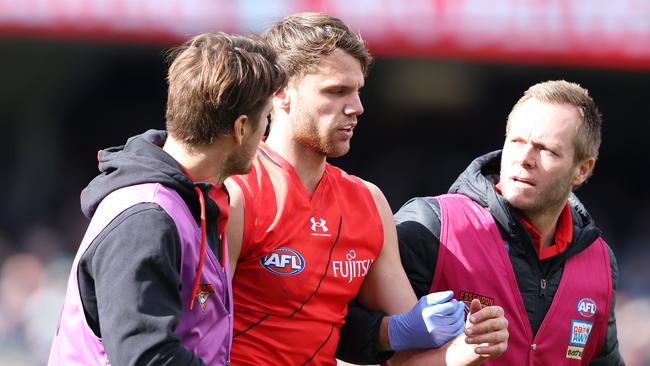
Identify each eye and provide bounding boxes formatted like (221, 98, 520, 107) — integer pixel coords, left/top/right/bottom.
(325, 87, 345, 95)
(540, 146, 558, 157)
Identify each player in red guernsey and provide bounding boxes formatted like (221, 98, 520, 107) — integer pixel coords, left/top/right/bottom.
(225, 13, 509, 366)
(228, 142, 386, 365)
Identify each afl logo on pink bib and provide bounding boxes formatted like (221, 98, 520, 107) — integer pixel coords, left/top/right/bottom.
(577, 298, 597, 318)
(260, 247, 306, 276)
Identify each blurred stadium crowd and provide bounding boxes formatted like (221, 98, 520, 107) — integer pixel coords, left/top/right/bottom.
(1, 1, 649, 365)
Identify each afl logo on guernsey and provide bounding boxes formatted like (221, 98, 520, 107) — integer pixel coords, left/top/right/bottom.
(577, 298, 597, 318)
(260, 247, 305, 276)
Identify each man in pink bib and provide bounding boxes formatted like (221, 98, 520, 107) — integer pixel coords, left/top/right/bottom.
(339, 80, 623, 365)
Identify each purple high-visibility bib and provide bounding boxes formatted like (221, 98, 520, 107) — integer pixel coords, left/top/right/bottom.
(48, 183, 232, 365)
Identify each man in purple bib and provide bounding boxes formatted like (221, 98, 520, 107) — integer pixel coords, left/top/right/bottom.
(48, 32, 286, 365)
(339, 80, 624, 365)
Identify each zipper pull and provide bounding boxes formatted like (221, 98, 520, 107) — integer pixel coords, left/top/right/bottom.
(539, 278, 547, 298)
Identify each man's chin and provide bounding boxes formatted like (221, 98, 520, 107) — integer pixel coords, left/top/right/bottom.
(326, 145, 350, 158)
(504, 195, 535, 211)
(237, 164, 253, 176)
(226, 163, 253, 178)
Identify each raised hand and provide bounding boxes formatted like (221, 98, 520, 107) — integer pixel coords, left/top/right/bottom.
(464, 299, 509, 359)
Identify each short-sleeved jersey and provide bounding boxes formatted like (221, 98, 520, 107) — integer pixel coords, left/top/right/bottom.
(228, 143, 384, 366)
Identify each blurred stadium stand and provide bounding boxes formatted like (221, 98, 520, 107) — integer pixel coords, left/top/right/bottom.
(1, 1, 648, 365)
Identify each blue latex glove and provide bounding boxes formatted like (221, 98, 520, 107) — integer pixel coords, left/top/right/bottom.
(387, 291, 465, 351)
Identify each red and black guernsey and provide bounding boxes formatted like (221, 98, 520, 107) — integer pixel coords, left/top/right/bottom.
(228, 142, 384, 366)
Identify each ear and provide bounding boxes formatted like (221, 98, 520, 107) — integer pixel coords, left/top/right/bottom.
(572, 157, 595, 187)
(273, 85, 291, 111)
(232, 114, 248, 147)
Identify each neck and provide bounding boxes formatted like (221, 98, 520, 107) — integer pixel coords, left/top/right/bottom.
(523, 203, 565, 252)
(265, 124, 326, 196)
(163, 135, 229, 186)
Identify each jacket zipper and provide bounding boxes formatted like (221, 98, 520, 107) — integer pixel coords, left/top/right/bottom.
(538, 278, 547, 330)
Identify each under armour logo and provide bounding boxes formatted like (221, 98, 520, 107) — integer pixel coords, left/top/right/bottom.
(310, 217, 328, 232)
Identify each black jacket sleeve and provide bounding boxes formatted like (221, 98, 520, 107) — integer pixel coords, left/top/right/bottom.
(78, 203, 206, 366)
(335, 298, 395, 364)
(336, 197, 442, 364)
(590, 244, 625, 366)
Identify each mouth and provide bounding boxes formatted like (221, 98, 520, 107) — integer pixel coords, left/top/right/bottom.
(337, 125, 355, 138)
(512, 176, 535, 186)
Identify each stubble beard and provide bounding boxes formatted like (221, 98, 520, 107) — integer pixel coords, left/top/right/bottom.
(222, 145, 255, 178)
(292, 113, 345, 158)
(517, 171, 574, 219)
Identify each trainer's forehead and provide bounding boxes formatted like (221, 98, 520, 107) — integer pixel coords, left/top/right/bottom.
(508, 99, 579, 145)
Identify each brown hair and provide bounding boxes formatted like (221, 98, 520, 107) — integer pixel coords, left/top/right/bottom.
(165, 32, 287, 145)
(506, 80, 602, 162)
(262, 12, 372, 78)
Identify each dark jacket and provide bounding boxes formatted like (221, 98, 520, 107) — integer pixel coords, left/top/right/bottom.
(337, 151, 623, 365)
(77, 130, 223, 365)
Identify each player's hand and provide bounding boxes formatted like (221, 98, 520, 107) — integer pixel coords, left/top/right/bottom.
(388, 291, 465, 351)
(464, 299, 509, 359)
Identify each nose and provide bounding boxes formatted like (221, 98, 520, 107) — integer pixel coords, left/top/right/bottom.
(344, 92, 364, 116)
(517, 144, 536, 169)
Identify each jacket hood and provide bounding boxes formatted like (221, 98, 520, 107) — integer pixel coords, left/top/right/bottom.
(448, 150, 599, 240)
(81, 129, 224, 312)
(80, 129, 204, 219)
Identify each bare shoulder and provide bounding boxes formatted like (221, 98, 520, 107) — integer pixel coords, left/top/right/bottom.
(359, 179, 392, 217)
(224, 177, 245, 272)
(224, 178, 245, 208)
(359, 178, 383, 201)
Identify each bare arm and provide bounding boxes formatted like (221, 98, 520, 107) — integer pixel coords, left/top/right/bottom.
(389, 300, 509, 366)
(358, 181, 465, 353)
(224, 178, 244, 276)
(355, 183, 509, 363)
(357, 181, 418, 316)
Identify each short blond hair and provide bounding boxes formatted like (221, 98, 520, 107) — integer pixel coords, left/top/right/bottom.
(507, 80, 602, 163)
